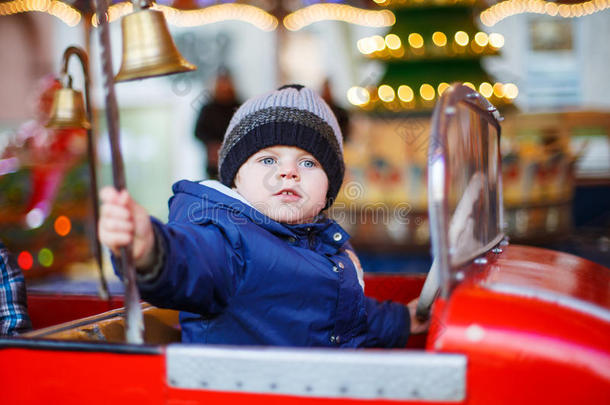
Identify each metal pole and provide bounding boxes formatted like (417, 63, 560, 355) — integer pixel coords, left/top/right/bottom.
(60, 46, 110, 301)
(93, 0, 144, 344)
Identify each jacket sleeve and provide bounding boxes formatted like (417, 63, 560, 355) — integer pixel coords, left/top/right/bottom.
(363, 296, 410, 348)
(131, 216, 245, 315)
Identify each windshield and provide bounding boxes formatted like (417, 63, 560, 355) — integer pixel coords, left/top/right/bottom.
(428, 84, 504, 297)
(446, 102, 503, 267)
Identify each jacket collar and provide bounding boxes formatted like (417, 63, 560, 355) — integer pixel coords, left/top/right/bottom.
(169, 180, 350, 251)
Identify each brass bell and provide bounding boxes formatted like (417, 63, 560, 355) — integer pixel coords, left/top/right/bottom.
(115, 8, 196, 82)
(46, 87, 91, 129)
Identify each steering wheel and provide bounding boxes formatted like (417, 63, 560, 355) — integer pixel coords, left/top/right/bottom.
(415, 259, 439, 321)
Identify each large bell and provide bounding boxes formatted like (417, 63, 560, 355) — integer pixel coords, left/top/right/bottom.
(115, 9, 196, 82)
(46, 88, 91, 129)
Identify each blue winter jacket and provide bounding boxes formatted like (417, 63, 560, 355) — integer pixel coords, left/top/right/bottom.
(134, 180, 410, 348)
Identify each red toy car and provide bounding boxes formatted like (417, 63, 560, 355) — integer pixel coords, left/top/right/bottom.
(2, 84, 608, 404)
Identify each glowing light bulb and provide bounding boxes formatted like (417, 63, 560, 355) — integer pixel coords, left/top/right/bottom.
(372, 35, 386, 51)
(432, 31, 447, 47)
(408, 33, 424, 49)
(493, 83, 505, 98)
(479, 82, 493, 98)
(385, 34, 402, 50)
(463, 82, 476, 90)
(504, 83, 519, 99)
(420, 84, 435, 101)
(455, 31, 469, 46)
(437, 82, 450, 95)
(489, 33, 505, 48)
(357, 38, 373, 54)
(378, 85, 396, 102)
(474, 32, 489, 47)
(347, 87, 370, 106)
(545, 2, 559, 16)
(397, 85, 414, 102)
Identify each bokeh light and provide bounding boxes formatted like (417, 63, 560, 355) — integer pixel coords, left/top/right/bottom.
(347, 86, 370, 106)
(432, 31, 447, 47)
(38, 248, 54, 267)
(18, 251, 33, 270)
(474, 32, 489, 47)
(397, 85, 414, 102)
(437, 82, 450, 96)
(479, 82, 494, 98)
(385, 34, 402, 50)
(54, 215, 72, 236)
(420, 84, 435, 101)
(378, 85, 396, 102)
(455, 31, 469, 46)
(408, 33, 424, 49)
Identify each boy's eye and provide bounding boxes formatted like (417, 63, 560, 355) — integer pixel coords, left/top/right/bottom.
(261, 157, 276, 165)
(299, 160, 316, 168)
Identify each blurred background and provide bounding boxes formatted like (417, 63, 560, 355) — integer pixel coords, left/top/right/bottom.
(0, 0, 608, 294)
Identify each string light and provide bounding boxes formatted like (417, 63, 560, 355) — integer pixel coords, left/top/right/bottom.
(504, 83, 519, 99)
(372, 35, 386, 52)
(372, 0, 478, 5)
(474, 32, 489, 47)
(346, 86, 370, 106)
(437, 82, 450, 95)
(493, 82, 505, 98)
(419, 84, 435, 101)
(454, 31, 469, 47)
(479, 82, 493, 98)
(359, 30, 502, 58)
(408, 33, 424, 49)
(378, 85, 396, 102)
(463, 82, 475, 90)
(488, 33, 505, 49)
(93, 2, 278, 31)
(353, 82, 518, 110)
(480, 0, 609, 27)
(0, 0, 80, 26)
(397, 85, 414, 102)
(284, 4, 395, 31)
(385, 34, 402, 50)
(432, 31, 447, 47)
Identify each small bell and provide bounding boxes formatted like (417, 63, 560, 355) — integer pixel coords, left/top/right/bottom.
(46, 87, 91, 129)
(115, 8, 196, 82)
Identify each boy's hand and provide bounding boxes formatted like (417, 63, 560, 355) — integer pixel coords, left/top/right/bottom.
(98, 187, 155, 269)
(407, 298, 431, 335)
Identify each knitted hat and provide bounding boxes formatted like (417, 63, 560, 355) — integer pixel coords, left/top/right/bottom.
(218, 84, 345, 206)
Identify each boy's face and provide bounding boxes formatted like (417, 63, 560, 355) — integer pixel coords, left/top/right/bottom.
(234, 146, 329, 224)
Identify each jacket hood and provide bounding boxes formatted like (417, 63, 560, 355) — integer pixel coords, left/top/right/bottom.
(167, 180, 350, 248)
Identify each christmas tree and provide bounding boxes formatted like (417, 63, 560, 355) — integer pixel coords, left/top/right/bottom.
(347, 0, 517, 111)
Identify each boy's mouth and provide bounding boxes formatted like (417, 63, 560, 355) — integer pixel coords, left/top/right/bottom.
(274, 188, 302, 201)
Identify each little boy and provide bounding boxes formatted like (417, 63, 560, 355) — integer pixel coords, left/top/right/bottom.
(99, 84, 428, 347)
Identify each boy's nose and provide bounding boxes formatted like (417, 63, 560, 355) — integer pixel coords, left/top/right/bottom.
(278, 163, 300, 181)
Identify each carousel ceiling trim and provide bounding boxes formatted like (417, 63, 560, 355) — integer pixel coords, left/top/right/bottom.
(0, 0, 81, 26)
(283, 3, 396, 31)
(91, 2, 278, 31)
(481, 0, 609, 26)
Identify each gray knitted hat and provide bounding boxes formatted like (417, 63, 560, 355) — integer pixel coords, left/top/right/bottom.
(218, 84, 345, 206)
